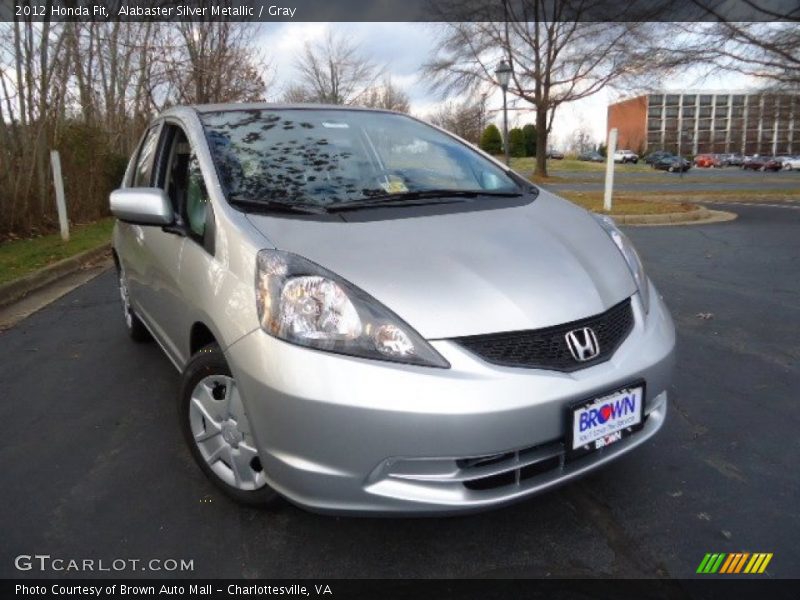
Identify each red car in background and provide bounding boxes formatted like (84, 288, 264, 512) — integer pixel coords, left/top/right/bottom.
(742, 156, 783, 171)
(694, 154, 721, 168)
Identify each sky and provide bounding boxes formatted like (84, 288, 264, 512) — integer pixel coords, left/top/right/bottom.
(258, 22, 758, 150)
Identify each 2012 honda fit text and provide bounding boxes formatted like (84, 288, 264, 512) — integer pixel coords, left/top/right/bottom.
(110, 104, 675, 514)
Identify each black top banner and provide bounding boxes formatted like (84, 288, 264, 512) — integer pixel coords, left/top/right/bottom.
(1, 0, 799, 22)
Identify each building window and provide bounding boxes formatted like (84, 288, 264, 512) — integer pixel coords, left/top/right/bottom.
(648, 106, 662, 118)
(732, 95, 745, 106)
(715, 95, 730, 106)
(648, 119, 662, 130)
(699, 107, 712, 118)
(682, 107, 695, 118)
(700, 95, 713, 105)
(665, 107, 679, 118)
(649, 94, 664, 105)
(666, 94, 680, 105)
(682, 95, 696, 105)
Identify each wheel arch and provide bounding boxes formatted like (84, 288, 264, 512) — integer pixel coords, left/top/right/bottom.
(190, 321, 221, 357)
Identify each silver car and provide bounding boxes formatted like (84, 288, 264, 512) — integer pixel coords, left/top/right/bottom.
(110, 104, 675, 514)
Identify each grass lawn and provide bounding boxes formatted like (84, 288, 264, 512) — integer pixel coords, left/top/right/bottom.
(0, 218, 114, 286)
(509, 156, 649, 174)
(559, 192, 695, 215)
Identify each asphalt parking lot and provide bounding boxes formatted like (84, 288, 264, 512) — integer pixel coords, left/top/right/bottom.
(1, 201, 798, 579)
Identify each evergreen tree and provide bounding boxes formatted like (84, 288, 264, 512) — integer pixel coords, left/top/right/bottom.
(479, 124, 503, 155)
(508, 127, 526, 157)
(522, 123, 537, 156)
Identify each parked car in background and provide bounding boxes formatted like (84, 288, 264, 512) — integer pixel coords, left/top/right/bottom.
(613, 149, 639, 164)
(743, 156, 783, 171)
(577, 150, 604, 162)
(693, 154, 721, 168)
(109, 103, 676, 513)
(721, 153, 745, 167)
(644, 150, 671, 165)
(653, 156, 691, 172)
(546, 149, 565, 159)
(781, 156, 800, 170)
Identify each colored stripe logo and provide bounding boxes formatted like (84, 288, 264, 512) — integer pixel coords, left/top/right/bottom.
(696, 552, 773, 574)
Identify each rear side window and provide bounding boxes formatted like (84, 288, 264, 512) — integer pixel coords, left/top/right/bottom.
(133, 126, 161, 187)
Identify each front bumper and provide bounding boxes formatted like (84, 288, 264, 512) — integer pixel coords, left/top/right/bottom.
(226, 285, 675, 514)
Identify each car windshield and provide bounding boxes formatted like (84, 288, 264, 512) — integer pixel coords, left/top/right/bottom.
(199, 108, 520, 209)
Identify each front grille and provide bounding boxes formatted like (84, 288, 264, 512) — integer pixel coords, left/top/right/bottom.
(453, 298, 634, 372)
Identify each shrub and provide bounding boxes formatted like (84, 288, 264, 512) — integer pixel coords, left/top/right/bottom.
(479, 124, 503, 155)
(508, 127, 526, 157)
(521, 124, 537, 156)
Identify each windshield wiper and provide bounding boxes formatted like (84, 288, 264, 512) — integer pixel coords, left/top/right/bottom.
(229, 197, 328, 215)
(326, 189, 523, 212)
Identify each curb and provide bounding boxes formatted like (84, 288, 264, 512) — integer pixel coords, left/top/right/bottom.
(0, 243, 112, 308)
(612, 207, 737, 226)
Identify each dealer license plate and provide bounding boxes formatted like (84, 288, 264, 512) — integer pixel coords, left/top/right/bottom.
(568, 384, 644, 454)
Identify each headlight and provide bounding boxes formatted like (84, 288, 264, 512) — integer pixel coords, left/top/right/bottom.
(593, 214, 650, 313)
(255, 249, 450, 368)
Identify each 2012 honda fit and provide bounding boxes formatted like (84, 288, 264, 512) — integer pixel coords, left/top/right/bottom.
(110, 104, 675, 514)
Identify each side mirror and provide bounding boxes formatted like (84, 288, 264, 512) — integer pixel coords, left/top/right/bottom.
(110, 188, 174, 226)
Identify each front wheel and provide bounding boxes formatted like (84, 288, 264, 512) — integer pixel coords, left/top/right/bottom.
(179, 343, 280, 506)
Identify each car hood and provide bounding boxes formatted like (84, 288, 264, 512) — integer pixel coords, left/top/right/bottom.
(245, 190, 636, 339)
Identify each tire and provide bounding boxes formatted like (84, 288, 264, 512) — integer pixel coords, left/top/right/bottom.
(632, 158, 638, 164)
(179, 343, 280, 507)
(117, 263, 151, 342)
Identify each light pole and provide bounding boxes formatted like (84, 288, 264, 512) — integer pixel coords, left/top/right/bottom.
(495, 60, 512, 166)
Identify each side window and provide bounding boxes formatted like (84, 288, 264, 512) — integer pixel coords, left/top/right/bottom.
(133, 126, 161, 187)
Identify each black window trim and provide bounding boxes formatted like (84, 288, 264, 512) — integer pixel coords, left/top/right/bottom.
(131, 121, 164, 188)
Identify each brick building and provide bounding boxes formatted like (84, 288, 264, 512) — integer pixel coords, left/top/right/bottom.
(607, 91, 800, 156)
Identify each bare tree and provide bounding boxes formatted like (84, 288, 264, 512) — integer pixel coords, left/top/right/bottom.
(359, 77, 411, 112)
(427, 95, 488, 144)
(568, 126, 594, 155)
(163, 22, 269, 106)
(0, 17, 272, 237)
(290, 30, 382, 105)
(688, 19, 800, 90)
(424, 1, 692, 176)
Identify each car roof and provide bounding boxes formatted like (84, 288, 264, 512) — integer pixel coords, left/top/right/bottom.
(189, 102, 399, 115)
